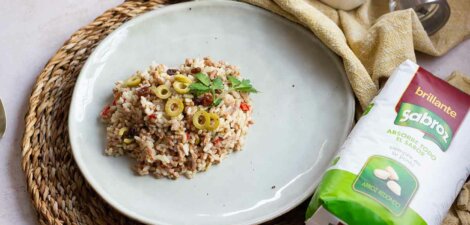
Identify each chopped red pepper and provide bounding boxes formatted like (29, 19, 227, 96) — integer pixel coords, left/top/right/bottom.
(100, 105, 111, 118)
(148, 114, 157, 120)
(186, 132, 190, 140)
(240, 102, 250, 112)
(113, 92, 122, 106)
(213, 137, 223, 145)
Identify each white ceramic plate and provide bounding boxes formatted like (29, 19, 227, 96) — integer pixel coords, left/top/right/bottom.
(68, 1, 354, 224)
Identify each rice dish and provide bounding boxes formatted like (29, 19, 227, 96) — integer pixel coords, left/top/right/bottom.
(100, 57, 256, 179)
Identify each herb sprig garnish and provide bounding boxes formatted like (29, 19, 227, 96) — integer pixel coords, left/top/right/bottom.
(189, 73, 258, 106)
(227, 76, 258, 93)
(189, 73, 224, 106)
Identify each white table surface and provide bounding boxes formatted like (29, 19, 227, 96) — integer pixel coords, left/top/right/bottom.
(1, 1, 469, 224)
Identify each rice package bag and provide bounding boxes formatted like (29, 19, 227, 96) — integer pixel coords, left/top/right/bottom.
(306, 60, 470, 225)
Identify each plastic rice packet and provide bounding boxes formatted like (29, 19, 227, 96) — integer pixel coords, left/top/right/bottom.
(306, 60, 470, 225)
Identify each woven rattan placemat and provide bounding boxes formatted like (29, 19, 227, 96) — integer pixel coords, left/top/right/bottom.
(20, 0, 467, 224)
(20, 0, 305, 224)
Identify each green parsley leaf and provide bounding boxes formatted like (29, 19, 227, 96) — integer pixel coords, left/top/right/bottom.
(212, 77, 224, 90)
(235, 86, 258, 93)
(190, 73, 258, 100)
(229, 78, 258, 93)
(195, 73, 211, 86)
(213, 98, 223, 106)
(189, 83, 210, 92)
(236, 81, 251, 89)
(227, 76, 241, 86)
(240, 79, 251, 85)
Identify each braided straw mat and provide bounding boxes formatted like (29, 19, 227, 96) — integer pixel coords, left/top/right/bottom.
(20, 0, 467, 225)
(20, 0, 304, 224)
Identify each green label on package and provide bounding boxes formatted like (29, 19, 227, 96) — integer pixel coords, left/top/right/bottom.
(395, 102, 453, 151)
(353, 156, 418, 216)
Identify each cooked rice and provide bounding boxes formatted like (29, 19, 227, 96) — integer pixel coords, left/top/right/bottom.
(100, 57, 254, 179)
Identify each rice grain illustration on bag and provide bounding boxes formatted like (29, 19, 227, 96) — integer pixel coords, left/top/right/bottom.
(306, 60, 470, 225)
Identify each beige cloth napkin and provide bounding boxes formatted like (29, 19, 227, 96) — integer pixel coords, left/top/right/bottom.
(240, 0, 470, 224)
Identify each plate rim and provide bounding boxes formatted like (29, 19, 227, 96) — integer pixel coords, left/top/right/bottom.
(68, 0, 355, 224)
